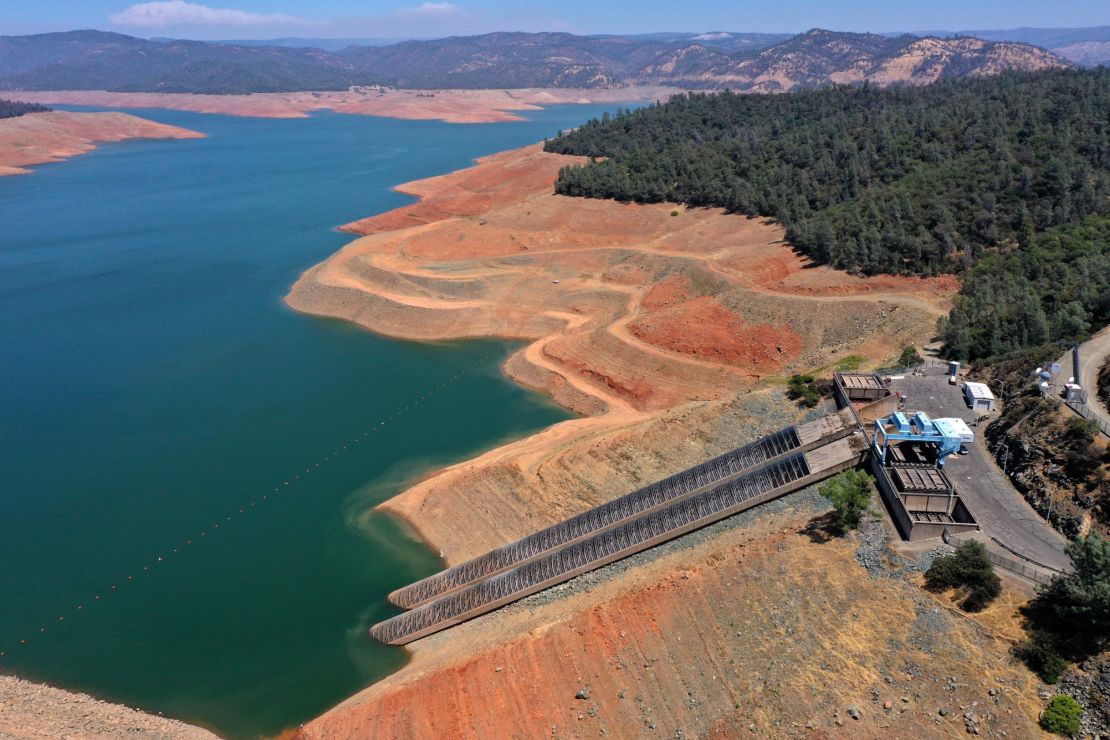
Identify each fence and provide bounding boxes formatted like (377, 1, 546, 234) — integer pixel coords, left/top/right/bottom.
(987, 536, 1066, 586)
(985, 550, 1057, 586)
(944, 530, 1067, 586)
(1062, 397, 1110, 438)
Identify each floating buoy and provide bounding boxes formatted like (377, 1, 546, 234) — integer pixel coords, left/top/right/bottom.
(7, 361, 497, 655)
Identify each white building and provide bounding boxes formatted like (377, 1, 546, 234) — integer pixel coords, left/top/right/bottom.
(963, 381, 996, 412)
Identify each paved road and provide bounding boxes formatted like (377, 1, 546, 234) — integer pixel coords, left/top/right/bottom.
(891, 368, 1071, 571)
(1057, 326, 1110, 434)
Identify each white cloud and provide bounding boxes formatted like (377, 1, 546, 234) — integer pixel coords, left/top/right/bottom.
(110, 1, 316, 30)
(393, 2, 464, 21)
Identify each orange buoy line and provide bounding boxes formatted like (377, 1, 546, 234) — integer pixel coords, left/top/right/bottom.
(0, 350, 501, 662)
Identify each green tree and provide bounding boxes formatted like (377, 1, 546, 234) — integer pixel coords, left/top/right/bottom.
(1038, 534, 1110, 653)
(897, 345, 923, 368)
(1019, 632, 1068, 684)
(924, 540, 1002, 612)
(818, 470, 873, 532)
(1039, 695, 1082, 736)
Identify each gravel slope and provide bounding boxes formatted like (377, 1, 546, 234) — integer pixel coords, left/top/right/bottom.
(0, 676, 217, 740)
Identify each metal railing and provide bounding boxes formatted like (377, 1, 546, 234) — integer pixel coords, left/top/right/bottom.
(988, 535, 1068, 575)
(388, 426, 802, 609)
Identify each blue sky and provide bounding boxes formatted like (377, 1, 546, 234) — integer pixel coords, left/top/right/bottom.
(3, 0, 1109, 39)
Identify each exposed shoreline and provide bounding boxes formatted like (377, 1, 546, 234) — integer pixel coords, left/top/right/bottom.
(285, 140, 956, 563)
(274, 140, 1039, 737)
(0, 110, 203, 176)
(7, 87, 682, 125)
(0, 674, 217, 739)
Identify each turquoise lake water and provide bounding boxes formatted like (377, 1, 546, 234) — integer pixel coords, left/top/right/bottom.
(0, 103, 623, 738)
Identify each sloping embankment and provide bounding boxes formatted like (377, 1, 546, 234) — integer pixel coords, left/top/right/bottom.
(282, 142, 997, 737)
(0, 675, 216, 739)
(285, 141, 955, 563)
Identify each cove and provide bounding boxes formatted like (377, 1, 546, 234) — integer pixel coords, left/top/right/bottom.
(0, 103, 625, 738)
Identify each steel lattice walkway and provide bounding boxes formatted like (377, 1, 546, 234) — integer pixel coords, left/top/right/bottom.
(372, 452, 812, 645)
(388, 426, 802, 609)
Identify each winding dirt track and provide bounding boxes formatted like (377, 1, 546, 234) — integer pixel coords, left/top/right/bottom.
(286, 141, 957, 561)
(277, 143, 1065, 739)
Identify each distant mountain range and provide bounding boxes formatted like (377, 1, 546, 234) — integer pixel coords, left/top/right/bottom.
(0, 28, 1073, 94)
(150, 26, 1110, 65)
(915, 26, 1110, 67)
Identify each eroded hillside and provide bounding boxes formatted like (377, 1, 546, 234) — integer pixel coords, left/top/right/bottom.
(286, 142, 955, 558)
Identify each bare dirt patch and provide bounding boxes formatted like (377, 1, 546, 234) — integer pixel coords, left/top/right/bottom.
(629, 296, 803, 369)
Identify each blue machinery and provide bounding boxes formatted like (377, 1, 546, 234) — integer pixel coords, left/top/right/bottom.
(872, 411, 973, 468)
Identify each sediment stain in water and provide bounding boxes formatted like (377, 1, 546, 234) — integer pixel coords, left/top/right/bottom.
(0, 103, 628, 738)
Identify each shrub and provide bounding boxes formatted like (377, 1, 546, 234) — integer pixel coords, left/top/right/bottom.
(1019, 632, 1068, 684)
(1039, 695, 1082, 736)
(818, 469, 874, 532)
(924, 540, 1002, 612)
(786, 374, 821, 407)
(670, 209, 679, 217)
(1065, 416, 1098, 445)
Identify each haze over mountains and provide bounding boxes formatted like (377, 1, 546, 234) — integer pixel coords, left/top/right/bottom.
(201, 26, 1110, 66)
(0, 27, 1077, 95)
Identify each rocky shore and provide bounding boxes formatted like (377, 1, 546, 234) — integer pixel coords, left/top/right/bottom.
(0, 675, 215, 739)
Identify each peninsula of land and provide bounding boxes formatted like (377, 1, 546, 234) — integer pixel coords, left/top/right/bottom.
(277, 143, 1059, 738)
(0, 110, 203, 176)
(287, 141, 955, 557)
